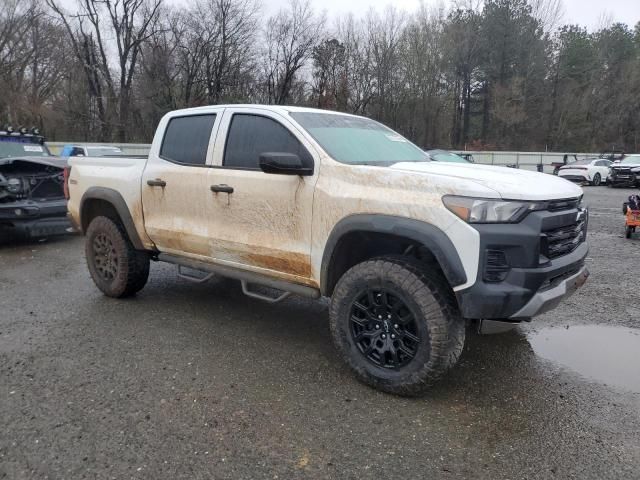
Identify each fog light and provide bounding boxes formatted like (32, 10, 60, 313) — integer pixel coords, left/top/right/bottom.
(14, 208, 23, 216)
(484, 249, 510, 282)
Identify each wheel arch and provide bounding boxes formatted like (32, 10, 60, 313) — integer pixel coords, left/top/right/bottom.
(80, 187, 145, 250)
(320, 214, 467, 296)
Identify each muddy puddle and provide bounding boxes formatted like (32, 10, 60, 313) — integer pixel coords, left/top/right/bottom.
(528, 325, 640, 393)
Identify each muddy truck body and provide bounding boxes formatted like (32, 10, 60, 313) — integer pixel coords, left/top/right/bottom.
(0, 128, 70, 239)
(66, 105, 589, 395)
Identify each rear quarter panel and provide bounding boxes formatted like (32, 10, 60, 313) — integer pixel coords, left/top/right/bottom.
(67, 157, 154, 249)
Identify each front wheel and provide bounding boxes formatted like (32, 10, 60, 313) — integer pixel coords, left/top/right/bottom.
(626, 226, 633, 239)
(329, 256, 465, 396)
(85, 216, 150, 298)
(591, 173, 601, 186)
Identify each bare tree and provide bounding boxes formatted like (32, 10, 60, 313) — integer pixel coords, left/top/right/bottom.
(262, 0, 325, 105)
(365, 6, 406, 124)
(530, 0, 565, 31)
(47, 0, 162, 141)
(0, 0, 636, 152)
(335, 14, 375, 114)
(199, 0, 260, 104)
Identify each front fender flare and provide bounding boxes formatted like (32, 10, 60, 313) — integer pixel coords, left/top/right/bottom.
(320, 214, 467, 295)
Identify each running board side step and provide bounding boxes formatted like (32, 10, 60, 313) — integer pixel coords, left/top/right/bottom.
(241, 281, 291, 303)
(177, 265, 215, 283)
(158, 253, 320, 301)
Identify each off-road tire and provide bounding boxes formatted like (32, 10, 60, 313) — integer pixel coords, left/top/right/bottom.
(329, 255, 465, 396)
(591, 173, 601, 186)
(85, 216, 150, 298)
(626, 226, 633, 239)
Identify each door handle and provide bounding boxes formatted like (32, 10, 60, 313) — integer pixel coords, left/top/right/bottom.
(147, 179, 166, 187)
(211, 184, 234, 194)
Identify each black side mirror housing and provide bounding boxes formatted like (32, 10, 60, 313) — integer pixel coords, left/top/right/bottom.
(259, 152, 313, 176)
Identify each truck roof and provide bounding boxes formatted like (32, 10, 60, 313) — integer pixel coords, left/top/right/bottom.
(166, 104, 361, 118)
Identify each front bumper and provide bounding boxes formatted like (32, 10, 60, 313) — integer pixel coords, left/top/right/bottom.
(455, 207, 589, 321)
(608, 174, 637, 186)
(0, 198, 71, 237)
(510, 265, 589, 318)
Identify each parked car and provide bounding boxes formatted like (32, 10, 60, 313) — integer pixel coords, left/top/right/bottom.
(607, 155, 640, 187)
(600, 150, 625, 163)
(0, 127, 70, 239)
(425, 149, 471, 163)
(60, 144, 123, 157)
(557, 158, 611, 186)
(66, 105, 589, 395)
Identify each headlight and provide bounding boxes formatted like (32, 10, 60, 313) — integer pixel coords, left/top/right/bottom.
(442, 195, 546, 223)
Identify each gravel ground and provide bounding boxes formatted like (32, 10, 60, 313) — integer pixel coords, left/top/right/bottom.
(1, 186, 639, 479)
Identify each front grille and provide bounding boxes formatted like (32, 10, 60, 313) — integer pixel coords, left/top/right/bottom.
(539, 264, 583, 290)
(547, 198, 581, 212)
(613, 168, 632, 176)
(542, 217, 587, 259)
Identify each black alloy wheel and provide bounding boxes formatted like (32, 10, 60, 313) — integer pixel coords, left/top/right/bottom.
(350, 289, 421, 369)
(329, 255, 466, 396)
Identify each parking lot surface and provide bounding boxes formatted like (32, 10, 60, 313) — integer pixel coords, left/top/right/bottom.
(1, 186, 639, 479)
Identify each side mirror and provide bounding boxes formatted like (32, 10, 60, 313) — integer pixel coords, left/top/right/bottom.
(259, 152, 313, 176)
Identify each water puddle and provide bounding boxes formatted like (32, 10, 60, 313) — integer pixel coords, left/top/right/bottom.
(528, 325, 640, 393)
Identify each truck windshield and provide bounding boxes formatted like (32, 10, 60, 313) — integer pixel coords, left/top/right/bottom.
(0, 138, 50, 159)
(620, 156, 640, 165)
(290, 112, 429, 165)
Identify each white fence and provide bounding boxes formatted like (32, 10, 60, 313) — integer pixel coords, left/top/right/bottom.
(47, 142, 151, 156)
(46, 142, 597, 174)
(454, 151, 595, 174)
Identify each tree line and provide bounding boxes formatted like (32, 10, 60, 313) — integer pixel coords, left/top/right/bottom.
(1, 0, 639, 152)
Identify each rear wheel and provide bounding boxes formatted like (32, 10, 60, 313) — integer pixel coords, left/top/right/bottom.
(85, 216, 150, 297)
(329, 256, 465, 396)
(591, 173, 601, 186)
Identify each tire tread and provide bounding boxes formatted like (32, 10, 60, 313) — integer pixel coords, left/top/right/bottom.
(85, 216, 150, 298)
(329, 255, 465, 396)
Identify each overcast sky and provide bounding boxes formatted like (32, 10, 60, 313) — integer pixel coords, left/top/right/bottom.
(267, 0, 640, 30)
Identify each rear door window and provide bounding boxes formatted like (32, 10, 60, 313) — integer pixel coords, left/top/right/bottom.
(223, 114, 312, 170)
(160, 114, 216, 166)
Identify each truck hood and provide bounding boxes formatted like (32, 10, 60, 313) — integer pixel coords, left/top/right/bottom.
(0, 156, 67, 168)
(389, 161, 583, 201)
(612, 163, 640, 169)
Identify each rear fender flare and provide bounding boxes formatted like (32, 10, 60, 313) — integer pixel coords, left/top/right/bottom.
(80, 187, 145, 250)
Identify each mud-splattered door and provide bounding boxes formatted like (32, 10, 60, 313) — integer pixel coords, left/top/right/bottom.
(206, 108, 319, 286)
(142, 112, 221, 256)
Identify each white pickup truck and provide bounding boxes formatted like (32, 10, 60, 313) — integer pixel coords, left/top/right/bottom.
(66, 105, 589, 395)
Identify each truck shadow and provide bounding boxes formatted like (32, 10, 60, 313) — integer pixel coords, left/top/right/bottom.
(136, 264, 546, 401)
(0, 232, 77, 248)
